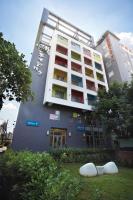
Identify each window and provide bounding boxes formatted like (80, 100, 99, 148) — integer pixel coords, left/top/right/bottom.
(57, 35, 68, 47)
(87, 94, 96, 105)
(85, 68, 94, 78)
(56, 45, 68, 55)
(108, 70, 114, 78)
(86, 80, 96, 91)
(71, 41, 80, 52)
(96, 72, 104, 82)
(98, 84, 106, 91)
(83, 47, 91, 57)
(84, 57, 92, 66)
(95, 62, 102, 71)
(71, 74, 83, 87)
(71, 62, 82, 73)
(53, 69, 67, 82)
(71, 90, 84, 103)
(71, 51, 81, 61)
(52, 85, 67, 100)
(55, 55, 68, 68)
(93, 53, 101, 63)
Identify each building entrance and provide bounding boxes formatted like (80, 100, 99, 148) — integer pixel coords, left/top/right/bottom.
(50, 128, 67, 148)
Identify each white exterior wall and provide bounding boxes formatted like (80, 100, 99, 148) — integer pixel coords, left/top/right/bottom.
(44, 30, 108, 110)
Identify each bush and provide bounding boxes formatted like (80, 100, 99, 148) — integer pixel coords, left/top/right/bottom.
(48, 148, 115, 164)
(0, 150, 81, 200)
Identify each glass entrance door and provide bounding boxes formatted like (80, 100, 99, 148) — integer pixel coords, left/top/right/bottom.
(50, 128, 66, 148)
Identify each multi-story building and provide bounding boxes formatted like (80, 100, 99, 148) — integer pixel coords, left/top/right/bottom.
(96, 31, 133, 84)
(97, 31, 133, 149)
(12, 8, 108, 151)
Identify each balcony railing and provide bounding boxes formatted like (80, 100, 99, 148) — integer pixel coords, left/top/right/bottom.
(71, 74, 83, 87)
(52, 84, 67, 100)
(71, 51, 81, 61)
(98, 84, 105, 91)
(84, 57, 92, 66)
(83, 47, 91, 57)
(57, 35, 68, 47)
(86, 80, 96, 91)
(71, 62, 82, 73)
(85, 68, 94, 78)
(55, 55, 68, 68)
(56, 45, 68, 55)
(96, 72, 104, 82)
(95, 62, 102, 71)
(53, 69, 67, 82)
(71, 90, 84, 103)
(87, 94, 96, 105)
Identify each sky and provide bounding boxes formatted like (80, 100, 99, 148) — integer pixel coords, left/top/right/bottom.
(0, 0, 133, 131)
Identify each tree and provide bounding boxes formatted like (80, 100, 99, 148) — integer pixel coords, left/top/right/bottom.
(0, 32, 33, 109)
(95, 81, 132, 138)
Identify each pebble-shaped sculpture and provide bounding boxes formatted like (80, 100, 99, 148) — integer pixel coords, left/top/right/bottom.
(79, 163, 97, 177)
(103, 161, 118, 174)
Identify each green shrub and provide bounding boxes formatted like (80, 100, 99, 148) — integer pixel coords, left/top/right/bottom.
(48, 148, 115, 164)
(0, 150, 81, 200)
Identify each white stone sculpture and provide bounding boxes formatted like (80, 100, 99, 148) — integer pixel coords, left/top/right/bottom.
(79, 161, 118, 177)
(79, 163, 97, 177)
(103, 161, 118, 174)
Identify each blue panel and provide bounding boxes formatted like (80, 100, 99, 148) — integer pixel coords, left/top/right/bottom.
(26, 120, 40, 127)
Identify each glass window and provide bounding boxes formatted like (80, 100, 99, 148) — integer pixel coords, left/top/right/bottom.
(84, 57, 92, 66)
(71, 51, 81, 61)
(57, 35, 68, 47)
(71, 74, 83, 87)
(108, 70, 114, 78)
(71, 41, 80, 52)
(55, 55, 68, 68)
(95, 62, 102, 71)
(93, 53, 101, 62)
(56, 45, 68, 55)
(83, 48, 91, 57)
(52, 85, 67, 99)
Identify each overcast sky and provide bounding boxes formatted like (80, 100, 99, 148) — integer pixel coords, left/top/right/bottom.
(0, 0, 133, 131)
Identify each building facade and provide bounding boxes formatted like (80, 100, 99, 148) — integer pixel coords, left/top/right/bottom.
(96, 31, 133, 84)
(97, 31, 133, 149)
(12, 8, 108, 151)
